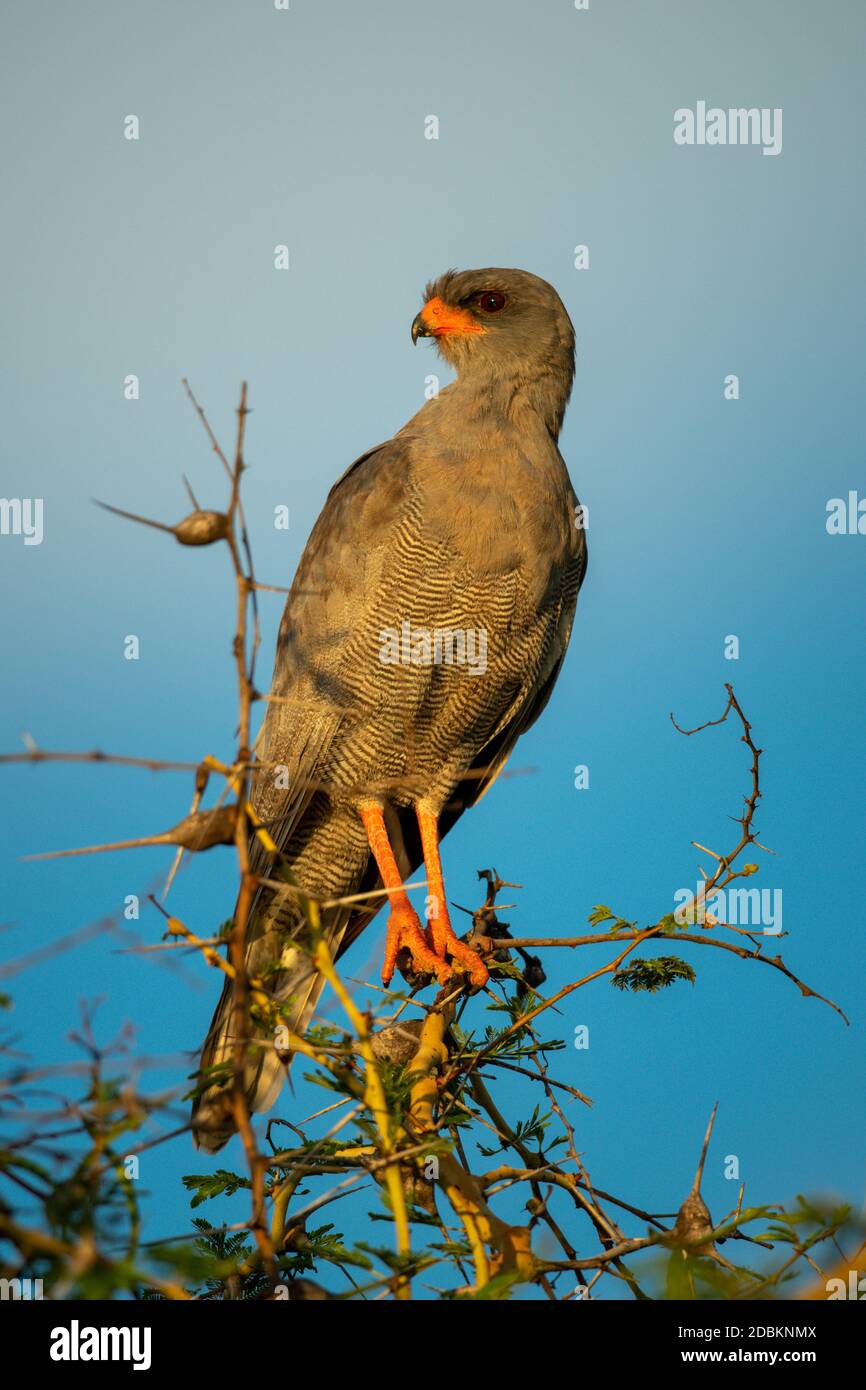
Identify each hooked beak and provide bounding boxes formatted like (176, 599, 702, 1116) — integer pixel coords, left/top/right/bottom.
(411, 296, 486, 345)
(411, 311, 431, 345)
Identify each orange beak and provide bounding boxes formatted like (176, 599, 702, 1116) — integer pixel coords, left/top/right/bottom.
(411, 296, 485, 343)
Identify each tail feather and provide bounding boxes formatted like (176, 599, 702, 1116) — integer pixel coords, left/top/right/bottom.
(191, 899, 348, 1153)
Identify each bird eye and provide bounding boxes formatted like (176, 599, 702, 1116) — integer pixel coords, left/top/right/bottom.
(474, 291, 507, 313)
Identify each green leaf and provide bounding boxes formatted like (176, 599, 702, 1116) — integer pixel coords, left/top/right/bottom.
(587, 904, 614, 927)
(611, 956, 696, 994)
(182, 1169, 251, 1208)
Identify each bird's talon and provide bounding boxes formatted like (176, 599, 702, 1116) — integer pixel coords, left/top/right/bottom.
(451, 943, 490, 989)
(428, 918, 489, 988)
(381, 904, 451, 987)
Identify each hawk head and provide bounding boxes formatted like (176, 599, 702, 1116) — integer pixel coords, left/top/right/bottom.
(411, 267, 575, 382)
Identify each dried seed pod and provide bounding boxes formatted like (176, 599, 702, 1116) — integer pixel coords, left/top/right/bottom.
(401, 1164, 438, 1217)
(671, 1189, 715, 1249)
(370, 1018, 424, 1068)
(288, 1279, 334, 1301)
(168, 806, 238, 850)
(173, 510, 230, 546)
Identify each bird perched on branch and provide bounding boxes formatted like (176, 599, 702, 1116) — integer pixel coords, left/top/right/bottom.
(193, 267, 587, 1150)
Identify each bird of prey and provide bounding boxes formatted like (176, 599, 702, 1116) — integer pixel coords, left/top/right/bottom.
(193, 267, 587, 1151)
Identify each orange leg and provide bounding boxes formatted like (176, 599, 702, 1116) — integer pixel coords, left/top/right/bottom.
(359, 804, 450, 987)
(417, 805, 489, 988)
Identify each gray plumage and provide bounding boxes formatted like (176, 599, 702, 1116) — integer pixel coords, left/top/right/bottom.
(193, 267, 587, 1151)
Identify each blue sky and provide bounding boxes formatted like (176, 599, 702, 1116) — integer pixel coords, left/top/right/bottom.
(2, 0, 864, 1296)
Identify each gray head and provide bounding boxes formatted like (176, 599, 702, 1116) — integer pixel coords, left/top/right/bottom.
(411, 267, 575, 433)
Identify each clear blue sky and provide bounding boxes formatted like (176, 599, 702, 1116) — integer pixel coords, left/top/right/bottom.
(2, 0, 864, 1297)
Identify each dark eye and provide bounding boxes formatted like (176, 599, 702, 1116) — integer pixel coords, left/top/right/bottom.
(474, 290, 507, 313)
